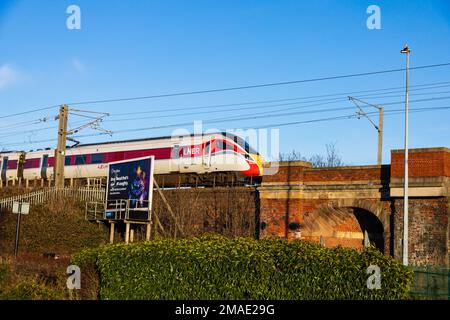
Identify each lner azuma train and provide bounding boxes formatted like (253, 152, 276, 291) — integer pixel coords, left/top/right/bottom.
(0, 132, 264, 187)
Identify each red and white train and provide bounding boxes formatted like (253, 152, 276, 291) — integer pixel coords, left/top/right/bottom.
(0, 132, 263, 186)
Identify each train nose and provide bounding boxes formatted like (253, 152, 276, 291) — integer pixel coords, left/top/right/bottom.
(253, 154, 264, 176)
(242, 154, 264, 177)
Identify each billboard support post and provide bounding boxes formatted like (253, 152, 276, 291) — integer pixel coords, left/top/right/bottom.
(153, 179, 184, 238)
(109, 222, 115, 244)
(146, 223, 151, 241)
(125, 222, 130, 244)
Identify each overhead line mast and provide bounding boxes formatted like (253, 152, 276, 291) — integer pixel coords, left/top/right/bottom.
(53, 105, 111, 188)
(54, 105, 69, 188)
(348, 96, 384, 165)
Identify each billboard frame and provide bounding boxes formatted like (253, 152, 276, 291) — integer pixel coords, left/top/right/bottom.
(105, 155, 155, 221)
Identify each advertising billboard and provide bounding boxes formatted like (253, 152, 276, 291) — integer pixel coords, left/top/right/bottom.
(105, 156, 155, 220)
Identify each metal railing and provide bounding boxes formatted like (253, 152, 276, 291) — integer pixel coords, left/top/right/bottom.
(410, 266, 450, 300)
(86, 199, 151, 221)
(85, 201, 106, 221)
(0, 187, 106, 211)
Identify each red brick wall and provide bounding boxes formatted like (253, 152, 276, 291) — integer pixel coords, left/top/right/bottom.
(263, 164, 387, 184)
(259, 198, 288, 238)
(260, 197, 384, 250)
(445, 152, 450, 176)
(262, 164, 307, 183)
(259, 147, 450, 265)
(391, 149, 450, 178)
(303, 167, 385, 183)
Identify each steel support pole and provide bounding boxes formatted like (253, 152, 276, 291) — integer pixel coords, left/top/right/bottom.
(402, 45, 410, 266)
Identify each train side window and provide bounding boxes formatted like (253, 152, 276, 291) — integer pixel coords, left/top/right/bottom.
(204, 142, 210, 155)
(216, 140, 224, 150)
(91, 154, 103, 164)
(75, 155, 86, 165)
(65, 156, 71, 166)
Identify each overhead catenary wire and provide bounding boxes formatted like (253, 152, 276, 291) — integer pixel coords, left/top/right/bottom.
(0, 105, 59, 120)
(72, 105, 450, 139)
(2, 105, 449, 149)
(2, 92, 450, 149)
(6, 91, 440, 139)
(1, 64, 450, 120)
(105, 89, 450, 122)
(100, 95, 450, 131)
(0, 117, 53, 131)
(0, 85, 449, 139)
(1, 66, 450, 149)
(4, 85, 450, 138)
(251, 106, 450, 130)
(109, 81, 450, 116)
(65, 62, 450, 106)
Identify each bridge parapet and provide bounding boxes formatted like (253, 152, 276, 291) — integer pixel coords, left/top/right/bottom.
(390, 147, 450, 197)
(258, 147, 450, 266)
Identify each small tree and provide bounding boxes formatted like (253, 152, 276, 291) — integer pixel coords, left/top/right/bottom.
(278, 142, 344, 167)
(325, 142, 344, 167)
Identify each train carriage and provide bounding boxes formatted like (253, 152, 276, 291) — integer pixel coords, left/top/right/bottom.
(0, 132, 263, 186)
(0, 151, 23, 184)
(22, 149, 53, 181)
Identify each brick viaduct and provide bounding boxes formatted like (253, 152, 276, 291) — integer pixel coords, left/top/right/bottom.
(258, 147, 450, 266)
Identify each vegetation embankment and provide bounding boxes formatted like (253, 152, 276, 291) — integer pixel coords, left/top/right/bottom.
(73, 236, 414, 300)
(0, 198, 108, 299)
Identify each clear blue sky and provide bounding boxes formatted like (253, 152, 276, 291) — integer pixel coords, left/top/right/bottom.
(0, 0, 449, 164)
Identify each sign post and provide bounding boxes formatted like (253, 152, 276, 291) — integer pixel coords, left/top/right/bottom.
(12, 201, 30, 257)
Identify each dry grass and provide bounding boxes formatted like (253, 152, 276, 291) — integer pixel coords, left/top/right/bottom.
(0, 198, 108, 256)
(0, 197, 109, 300)
(0, 186, 258, 299)
(151, 187, 258, 239)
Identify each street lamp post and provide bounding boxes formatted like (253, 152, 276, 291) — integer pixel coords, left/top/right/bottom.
(400, 44, 410, 266)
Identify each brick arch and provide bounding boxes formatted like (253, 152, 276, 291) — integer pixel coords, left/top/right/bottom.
(325, 199, 390, 234)
(302, 199, 389, 252)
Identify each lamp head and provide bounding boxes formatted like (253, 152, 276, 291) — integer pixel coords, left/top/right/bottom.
(400, 44, 410, 54)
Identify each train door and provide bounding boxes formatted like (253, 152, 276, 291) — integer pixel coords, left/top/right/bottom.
(1, 157, 8, 181)
(170, 144, 180, 172)
(202, 140, 211, 170)
(179, 142, 204, 173)
(40, 154, 49, 180)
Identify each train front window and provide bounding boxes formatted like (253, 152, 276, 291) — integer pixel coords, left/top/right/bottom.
(235, 137, 258, 155)
(225, 142, 233, 151)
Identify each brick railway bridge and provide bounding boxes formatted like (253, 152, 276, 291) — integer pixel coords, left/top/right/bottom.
(258, 147, 450, 266)
(1, 147, 448, 266)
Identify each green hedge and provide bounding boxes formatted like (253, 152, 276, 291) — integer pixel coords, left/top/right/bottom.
(72, 236, 413, 300)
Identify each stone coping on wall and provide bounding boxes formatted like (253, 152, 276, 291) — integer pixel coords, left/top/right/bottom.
(262, 162, 384, 171)
(263, 161, 312, 168)
(260, 182, 384, 189)
(391, 147, 450, 153)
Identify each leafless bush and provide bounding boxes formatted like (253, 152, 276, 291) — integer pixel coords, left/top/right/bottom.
(278, 142, 345, 167)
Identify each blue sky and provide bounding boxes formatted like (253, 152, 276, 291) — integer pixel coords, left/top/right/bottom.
(0, 0, 449, 164)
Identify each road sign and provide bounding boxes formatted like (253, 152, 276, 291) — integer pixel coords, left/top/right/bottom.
(12, 202, 19, 214)
(12, 201, 30, 215)
(21, 202, 30, 215)
(12, 201, 30, 256)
